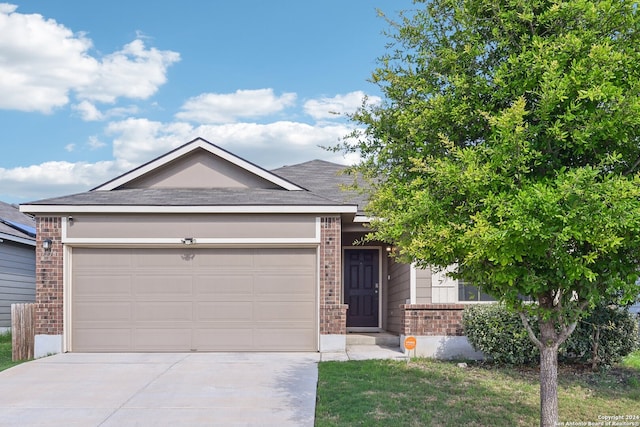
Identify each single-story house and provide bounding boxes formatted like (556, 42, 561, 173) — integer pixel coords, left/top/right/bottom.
(0, 201, 36, 332)
(21, 137, 484, 358)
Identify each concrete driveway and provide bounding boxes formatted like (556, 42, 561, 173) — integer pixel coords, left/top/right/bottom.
(0, 352, 319, 427)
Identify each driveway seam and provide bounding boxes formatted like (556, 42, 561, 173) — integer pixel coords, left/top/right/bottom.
(97, 353, 190, 426)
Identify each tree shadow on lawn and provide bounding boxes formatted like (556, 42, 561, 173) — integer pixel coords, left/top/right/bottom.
(469, 361, 640, 421)
(316, 359, 539, 427)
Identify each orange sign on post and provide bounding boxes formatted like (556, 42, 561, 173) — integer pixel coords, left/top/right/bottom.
(404, 336, 417, 350)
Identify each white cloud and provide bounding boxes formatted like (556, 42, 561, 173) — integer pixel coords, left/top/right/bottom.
(176, 89, 297, 124)
(0, 3, 95, 112)
(0, 160, 121, 201)
(0, 115, 361, 202)
(64, 144, 75, 152)
(76, 40, 180, 103)
(303, 91, 381, 120)
(0, 4, 179, 113)
(73, 100, 104, 121)
(73, 100, 140, 121)
(87, 136, 107, 150)
(104, 117, 355, 169)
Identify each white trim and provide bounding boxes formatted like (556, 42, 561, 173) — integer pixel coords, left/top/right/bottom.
(409, 262, 417, 304)
(353, 216, 374, 223)
(62, 216, 69, 241)
(316, 245, 321, 352)
(0, 232, 35, 246)
(21, 204, 358, 214)
(315, 217, 321, 242)
(94, 138, 304, 192)
(62, 237, 321, 245)
(343, 246, 383, 329)
(63, 244, 71, 352)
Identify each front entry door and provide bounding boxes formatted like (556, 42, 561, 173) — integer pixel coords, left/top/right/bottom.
(345, 249, 379, 327)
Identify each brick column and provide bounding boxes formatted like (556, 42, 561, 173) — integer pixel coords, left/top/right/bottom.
(35, 217, 63, 335)
(400, 304, 465, 336)
(319, 216, 347, 335)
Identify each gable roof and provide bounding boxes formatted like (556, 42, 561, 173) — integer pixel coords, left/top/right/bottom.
(0, 201, 36, 245)
(20, 138, 364, 216)
(94, 137, 304, 192)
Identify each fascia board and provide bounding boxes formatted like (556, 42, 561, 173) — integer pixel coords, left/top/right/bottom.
(20, 204, 358, 214)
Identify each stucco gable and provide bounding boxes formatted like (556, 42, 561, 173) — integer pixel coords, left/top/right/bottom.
(94, 138, 303, 191)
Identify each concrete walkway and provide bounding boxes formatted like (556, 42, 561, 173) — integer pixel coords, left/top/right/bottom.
(0, 352, 319, 427)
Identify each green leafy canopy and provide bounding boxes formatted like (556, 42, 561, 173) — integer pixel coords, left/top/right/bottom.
(347, 0, 640, 322)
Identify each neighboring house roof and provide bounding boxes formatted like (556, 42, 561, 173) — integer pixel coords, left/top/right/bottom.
(20, 138, 363, 216)
(272, 160, 370, 214)
(0, 201, 36, 245)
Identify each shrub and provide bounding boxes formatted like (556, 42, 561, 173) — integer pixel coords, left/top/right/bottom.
(463, 303, 640, 369)
(462, 303, 539, 365)
(561, 304, 640, 369)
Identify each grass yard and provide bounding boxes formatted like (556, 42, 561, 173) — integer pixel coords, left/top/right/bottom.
(0, 332, 27, 372)
(315, 353, 640, 427)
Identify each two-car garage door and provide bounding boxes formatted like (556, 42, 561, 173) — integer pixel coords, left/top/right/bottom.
(71, 247, 317, 352)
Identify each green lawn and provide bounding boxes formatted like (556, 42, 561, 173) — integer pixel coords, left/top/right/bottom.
(0, 332, 28, 372)
(623, 350, 640, 370)
(315, 355, 640, 427)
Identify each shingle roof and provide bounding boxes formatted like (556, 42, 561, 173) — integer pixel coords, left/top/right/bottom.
(272, 160, 370, 213)
(21, 151, 369, 215)
(24, 187, 345, 207)
(0, 201, 36, 242)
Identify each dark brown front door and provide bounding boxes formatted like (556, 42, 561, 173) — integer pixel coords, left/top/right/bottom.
(345, 249, 379, 327)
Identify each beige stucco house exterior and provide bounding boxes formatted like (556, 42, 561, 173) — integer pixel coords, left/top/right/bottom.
(21, 138, 481, 358)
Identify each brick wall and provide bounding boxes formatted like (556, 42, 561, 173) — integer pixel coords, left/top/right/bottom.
(35, 217, 63, 335)
(319, 216, 346, 334)
(400, 304, 465, 336)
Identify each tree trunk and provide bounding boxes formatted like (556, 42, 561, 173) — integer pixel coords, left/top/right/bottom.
(539, 319, 559, 427)
(591, 325, 600, 371)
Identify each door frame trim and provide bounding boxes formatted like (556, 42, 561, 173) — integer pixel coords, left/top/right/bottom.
(342, 246, 383, 330)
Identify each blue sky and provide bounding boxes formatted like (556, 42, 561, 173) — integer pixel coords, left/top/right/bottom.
(0, 0, 414, 203)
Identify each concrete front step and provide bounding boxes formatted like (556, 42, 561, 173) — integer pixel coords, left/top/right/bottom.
(346, 332, 400, 347)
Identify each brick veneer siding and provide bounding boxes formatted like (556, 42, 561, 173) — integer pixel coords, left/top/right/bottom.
(319, 216, 346, 334)
(35, 216, 63, 335)
(401, 304, 465, 336)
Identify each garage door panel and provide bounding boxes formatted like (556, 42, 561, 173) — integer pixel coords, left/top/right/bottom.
(134, 276, 193, 297)
(74, 249, 133, 268)
(254, 329, 316, 351)
(74, 275, 132, 297)
(135, 328, 192, 351)
(135, 302, 193, 321)
(74, 302, 131, 322)
(196, 302, 254, 320)
(74, 328, 132, 351)
(259, 274, 315, 294)
(255, 301, 315, 322)
(135, 251, 193, 268)
(194, 250, 254, 268)
(194, 328, 255, 351)
(253, 249, 316, 268)
(195, 275, 253, 295)
(72, 247, 317, 352)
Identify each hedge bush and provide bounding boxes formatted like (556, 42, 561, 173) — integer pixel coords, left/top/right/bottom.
(462, 303, 639, 368)
(562, 305, 640, 369)
(462, 303, 539, 365)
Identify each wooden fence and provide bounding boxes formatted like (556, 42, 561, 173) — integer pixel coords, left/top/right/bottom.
(11, 303, 35, 361)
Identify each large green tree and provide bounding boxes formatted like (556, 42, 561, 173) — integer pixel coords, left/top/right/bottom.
(347, 1, 640, 425)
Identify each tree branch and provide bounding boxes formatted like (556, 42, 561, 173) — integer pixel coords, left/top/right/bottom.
(556, 299, 590, 346)
(519, 311, 543, 350)
(625, 157, 640, 175)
